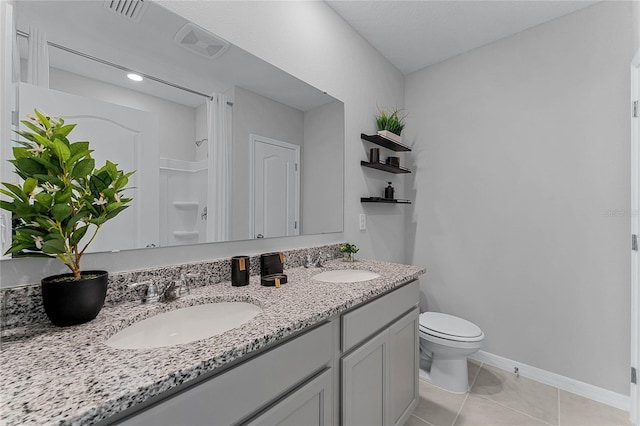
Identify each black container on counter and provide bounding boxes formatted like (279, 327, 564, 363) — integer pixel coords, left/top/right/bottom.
(261, 274, 288, 288)
(231, 255, 250, 286)
(260, 252, 284, 276)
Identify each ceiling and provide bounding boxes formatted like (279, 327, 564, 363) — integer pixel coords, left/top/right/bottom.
(326, 1, 599, 75)
(15, 1, 333, 110)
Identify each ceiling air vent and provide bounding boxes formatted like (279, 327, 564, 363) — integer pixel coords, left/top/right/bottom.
(103, 0, 149, 23)
(174, 23, 229, 60)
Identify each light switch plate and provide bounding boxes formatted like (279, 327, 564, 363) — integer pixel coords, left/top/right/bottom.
(359, 214, 366, 231)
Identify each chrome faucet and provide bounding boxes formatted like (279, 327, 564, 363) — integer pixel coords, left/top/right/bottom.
(129, 272, 200, 304)
(129, 280, 160, 304)
(304, 251, 326, 268)
(314, 251, 326, 267)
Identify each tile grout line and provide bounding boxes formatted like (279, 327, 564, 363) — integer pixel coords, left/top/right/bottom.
(473, 393, 556, 426)
(450, 361, 481, 426)
(557, 386, 561, 426)
(411, 413, 436, 426)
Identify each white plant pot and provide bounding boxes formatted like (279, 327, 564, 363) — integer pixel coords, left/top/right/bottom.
(377, 130, 402, 144)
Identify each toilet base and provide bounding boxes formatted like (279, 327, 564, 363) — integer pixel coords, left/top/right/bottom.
(419, 354, 470, 394)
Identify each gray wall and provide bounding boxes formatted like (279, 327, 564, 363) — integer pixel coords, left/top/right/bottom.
(231, 86, 305, 241)
(405, 1, 634, 394)
(302, 100, 344, 235)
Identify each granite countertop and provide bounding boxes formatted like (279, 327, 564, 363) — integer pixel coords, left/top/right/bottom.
(0, 259, 425, 426)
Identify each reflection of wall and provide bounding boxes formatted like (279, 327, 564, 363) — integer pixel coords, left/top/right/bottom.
(45, 67, 199, 162)
(231, 86, 304, 240)
(301, 101, 343, 234)
(159, 158, 208, 247)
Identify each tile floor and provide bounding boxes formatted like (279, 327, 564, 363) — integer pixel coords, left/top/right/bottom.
(406, 360, 631, 426)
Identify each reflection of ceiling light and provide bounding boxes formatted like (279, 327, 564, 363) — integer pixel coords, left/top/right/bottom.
(127, 73, 143, 82)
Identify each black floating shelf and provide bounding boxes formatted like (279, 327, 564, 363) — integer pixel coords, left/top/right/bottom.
(361, 133, 411, 152)
(361, 161, 411, 174)
(361, 197, 412, 204)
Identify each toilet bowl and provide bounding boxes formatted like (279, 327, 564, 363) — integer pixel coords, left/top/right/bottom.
(419, 312, 484, 393)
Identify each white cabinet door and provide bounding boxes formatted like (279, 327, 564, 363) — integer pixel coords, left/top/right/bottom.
(388, 308, 420, 426)
(341, 329, 389, 426)
(341, 305, 419, 426)
(245, 368, 332, 426)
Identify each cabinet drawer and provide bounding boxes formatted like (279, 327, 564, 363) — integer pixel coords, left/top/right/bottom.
(341, 280, 418, 352)
(118, 322, 334, 426)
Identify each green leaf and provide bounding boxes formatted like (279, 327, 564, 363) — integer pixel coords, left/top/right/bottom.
(42, 238, 66, 254)
(34, 110, 51, 129)
(29, 156, 62, 175)
(13, 157, 47, 176)
(12, 147, 29, 159)
(89, 216, 107, 226)
(52, 140, 71, 163)
(66, 150, 92, 167)
(2, 183, 28, 202)
(56, 124, 76, 137)
(20, 119, 46, 135)
(34, 192, 53, 208)
(105, 205, 128, 220)
(54, 188, 72, 204)
(64, 210, 89, 234)
(89, 173, 110, 194)
(70, 225, 88, 246)
(51, 203, 73, 221)
(15, 228, 47, 237)
(69, 141, 90, 156)
(70, 158, 95, 180)
(33, 174, 64, 187)
(23, 178, 37, 195)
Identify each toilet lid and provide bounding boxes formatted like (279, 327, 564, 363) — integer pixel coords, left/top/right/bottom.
(419, 312, 483, 340)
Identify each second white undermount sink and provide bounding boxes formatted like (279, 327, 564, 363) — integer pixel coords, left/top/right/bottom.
(105, 302, 262, 350)
(312, 269, 380, 283)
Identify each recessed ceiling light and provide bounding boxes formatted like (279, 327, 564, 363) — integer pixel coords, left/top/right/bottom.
(127, 73, 143, 82)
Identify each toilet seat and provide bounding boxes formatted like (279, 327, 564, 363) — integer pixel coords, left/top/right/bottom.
(419, 312, 484, 342)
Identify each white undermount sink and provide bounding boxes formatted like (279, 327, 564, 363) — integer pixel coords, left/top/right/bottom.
(105, 302, 262, 350)
(312, 269, 380, 283)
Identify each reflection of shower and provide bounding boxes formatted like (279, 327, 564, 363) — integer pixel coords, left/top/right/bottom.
(195, 138, 208, 147)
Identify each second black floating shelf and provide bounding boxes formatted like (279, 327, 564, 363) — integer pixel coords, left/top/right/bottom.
(361, 197, 412, 204)
(361, 161, 411, 174)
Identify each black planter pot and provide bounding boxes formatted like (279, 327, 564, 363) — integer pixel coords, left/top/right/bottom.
(41, 270, 108, 327)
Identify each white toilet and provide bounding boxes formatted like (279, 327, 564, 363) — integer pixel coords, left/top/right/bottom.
(418, 312, 484, 393)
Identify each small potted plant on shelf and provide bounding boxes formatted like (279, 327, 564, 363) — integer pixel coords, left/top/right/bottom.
(0, 110, 135, 326)
(376, 106, 407, 144)
(340, 243, 359, 262)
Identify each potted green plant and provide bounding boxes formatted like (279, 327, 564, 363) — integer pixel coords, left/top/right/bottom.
(0, 110, 135, 326)
(376, 107, 407, 144)
(340, 243, 359, 262)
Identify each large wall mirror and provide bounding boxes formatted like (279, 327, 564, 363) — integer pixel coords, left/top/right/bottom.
(2, 0, 344, 256)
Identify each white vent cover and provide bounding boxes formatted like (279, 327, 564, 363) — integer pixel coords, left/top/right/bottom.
(103, 0, 149, 23)
(174, 23, 229, 60)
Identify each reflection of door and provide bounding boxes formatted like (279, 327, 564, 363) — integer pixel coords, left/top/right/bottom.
(251, 135, 299, 239)
(18, 83, 159, 252)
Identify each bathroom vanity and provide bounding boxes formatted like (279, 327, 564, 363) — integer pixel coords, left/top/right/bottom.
(0, 259, 425, 426)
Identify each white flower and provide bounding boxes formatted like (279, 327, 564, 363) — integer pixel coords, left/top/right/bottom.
(25, 141, 45, 156)
(32, 235, 43, 249)
(93, 193, 107, 206)
(29, 221, 40, 228)
(114, 193, 122, 203)
(42, 182, 59, 193)
(28, 187, 43, 205)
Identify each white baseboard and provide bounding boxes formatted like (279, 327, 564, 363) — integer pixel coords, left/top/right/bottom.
(469, 350, 630, 412)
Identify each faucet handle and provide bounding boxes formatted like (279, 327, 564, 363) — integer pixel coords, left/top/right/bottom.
(144, 282, 160, 304)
